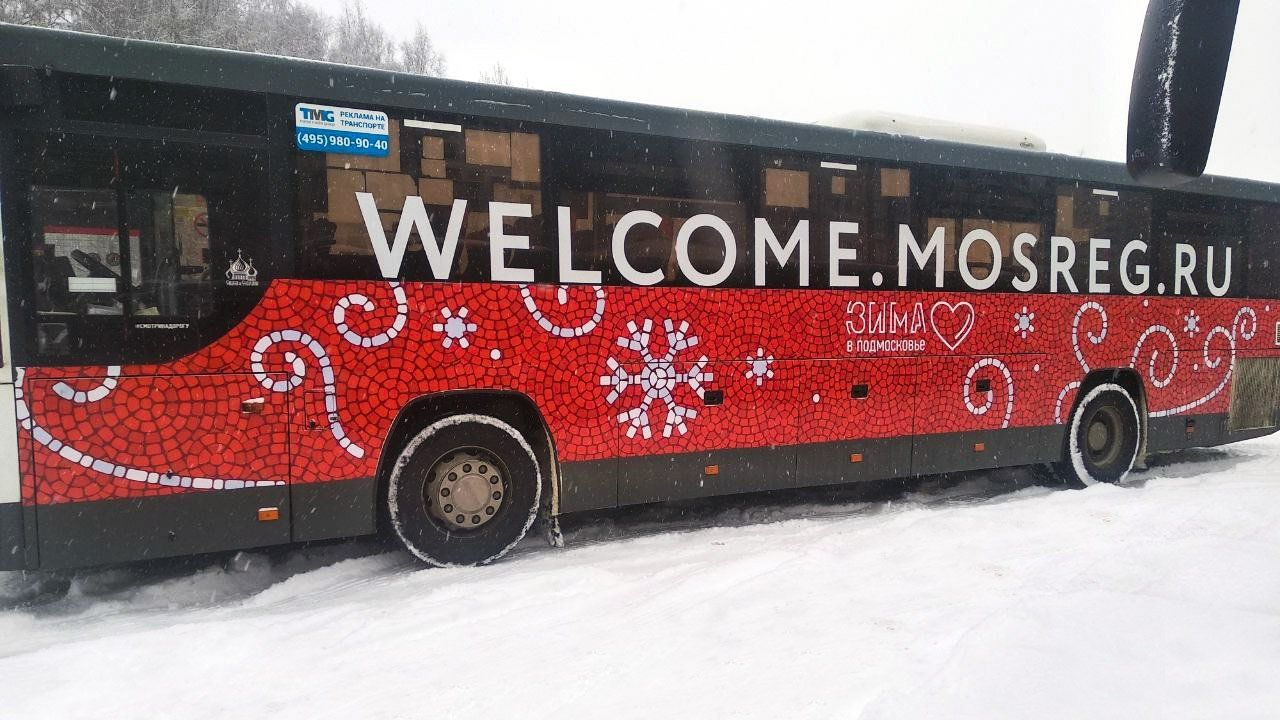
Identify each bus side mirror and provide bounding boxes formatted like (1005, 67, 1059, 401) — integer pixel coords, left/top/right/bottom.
(1126, 0, 1240, 187)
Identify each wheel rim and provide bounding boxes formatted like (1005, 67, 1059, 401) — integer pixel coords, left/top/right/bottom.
(1084, 405, 1124, 468)
(424, 448, 507, 532)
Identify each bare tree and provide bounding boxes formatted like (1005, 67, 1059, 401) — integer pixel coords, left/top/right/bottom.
(0, 0, 449, 77)
(479, 62, 511, 86)
(240, 0, 332, 61)
(65, 0, 246, 48)
(0, 0, 74, 26)
(399, 22, 446, 77)
(328, 1, 397, 69)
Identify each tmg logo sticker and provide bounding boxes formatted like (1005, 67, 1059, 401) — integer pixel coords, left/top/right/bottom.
(297, 105, 336, 125)
(294, 102, 390, 158)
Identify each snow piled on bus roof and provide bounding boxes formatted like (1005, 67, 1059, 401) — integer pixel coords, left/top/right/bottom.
(822, 111, 1048, 152)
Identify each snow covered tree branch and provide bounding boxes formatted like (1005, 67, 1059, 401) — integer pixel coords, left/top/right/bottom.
(0, 0, 449, 77)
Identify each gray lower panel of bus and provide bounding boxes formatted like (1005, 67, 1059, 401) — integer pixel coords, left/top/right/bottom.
(291, 476, 378, 543)
(27, 478, 381, 571)
(559, 414, 1263, 514)
(0, 501, 24, 571)
(1147, 412, 1275, 451)
(35, 485, 291, 571)
(17, 413, 1273, 570)
(561, 428, 1064, 513)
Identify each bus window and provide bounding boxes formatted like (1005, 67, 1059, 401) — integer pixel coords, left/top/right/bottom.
(1054, 185, 1153, 293)
(31, 188, 126, 315)
(813, 158, 882, 287)
(296, 117, 546, 281)
(868, 167, 915, 268)
(1247, 203, 1280, 298)
(28, 136, 126, 356)
(1152, 194, 1245, 297)
(125, 189, 214, 318)
(758, 161, 812, 288)
(917, 168, 1051, 291)
(25, 133, 267, 361)
(58, 74, 268, 136)
(550, 130, 752, 287)
(758, 153, 880, 288)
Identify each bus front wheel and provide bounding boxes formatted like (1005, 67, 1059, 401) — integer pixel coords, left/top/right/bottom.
(1043, 383, 1142, 487)
(387, 414, 542, 566)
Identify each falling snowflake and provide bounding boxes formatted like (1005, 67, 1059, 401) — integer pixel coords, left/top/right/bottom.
(1183, 309, 1200, 337)
(600, 319, 712, 439)
(432, 306, 477, 349)
(1013, 306, 1036, 340)
(744, 347, 775, 386)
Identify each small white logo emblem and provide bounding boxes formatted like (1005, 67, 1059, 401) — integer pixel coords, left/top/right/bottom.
(226, 250, 260, 287)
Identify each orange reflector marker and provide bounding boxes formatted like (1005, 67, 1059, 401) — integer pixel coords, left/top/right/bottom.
(849, 453, 864, 463)
(973, 442, 986, 452)
(703, 464, 720, 476)
(258, 507, 280, 522)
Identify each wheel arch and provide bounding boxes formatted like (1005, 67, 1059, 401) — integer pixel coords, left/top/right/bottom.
(374, 390, 560, 531)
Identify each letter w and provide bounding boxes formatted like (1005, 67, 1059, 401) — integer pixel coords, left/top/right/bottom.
(357, 193, 466, 279)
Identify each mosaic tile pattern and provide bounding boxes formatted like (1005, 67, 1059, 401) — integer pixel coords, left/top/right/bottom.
(17, 280, 1278, 505)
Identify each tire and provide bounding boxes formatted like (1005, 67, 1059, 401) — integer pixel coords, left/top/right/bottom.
(1041, 383, 1142, 487)
(387, 414, 542, 567)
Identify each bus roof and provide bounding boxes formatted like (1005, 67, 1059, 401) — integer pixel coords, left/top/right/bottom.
(0, 22, 1275, 204)
(819, 112, 1049, 153)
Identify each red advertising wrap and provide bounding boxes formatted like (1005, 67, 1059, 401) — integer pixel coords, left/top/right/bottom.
(17, 280, 1272, 504)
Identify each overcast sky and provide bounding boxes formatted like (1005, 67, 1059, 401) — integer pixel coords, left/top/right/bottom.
(306, 1, 1280, 183)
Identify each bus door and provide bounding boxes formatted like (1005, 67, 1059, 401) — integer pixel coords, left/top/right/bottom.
(14, 131, 291, 568)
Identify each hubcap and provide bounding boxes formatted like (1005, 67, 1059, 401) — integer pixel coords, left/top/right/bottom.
(1087, 418, 1111, 453)
(425, 448, 505, 531)
(1084, 405, 1124, 467)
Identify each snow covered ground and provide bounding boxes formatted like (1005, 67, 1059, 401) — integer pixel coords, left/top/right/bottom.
(3, 434, 1280, 719)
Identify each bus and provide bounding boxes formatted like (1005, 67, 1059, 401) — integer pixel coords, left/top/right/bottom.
(0, 22, 1277, 571)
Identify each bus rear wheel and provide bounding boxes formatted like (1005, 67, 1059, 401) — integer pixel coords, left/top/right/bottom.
(387, 414, 542, 567)
(1042, 383, 1142, 487)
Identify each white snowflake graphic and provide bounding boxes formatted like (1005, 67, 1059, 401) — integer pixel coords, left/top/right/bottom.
(600, 319, 712, 439)
(1183, 309, 1200, 337)
(432, 306, 477, 349)
(744, 347, 775, 386)
(1013, 306, 1036, 340)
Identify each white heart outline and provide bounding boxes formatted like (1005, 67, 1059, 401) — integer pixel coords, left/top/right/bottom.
(930, 300, 976, 351)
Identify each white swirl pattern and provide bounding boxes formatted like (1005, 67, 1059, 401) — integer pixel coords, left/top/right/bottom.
(1071, 301, 1108, 373)
(250, 283, 411, 460)
(963, 357, 1015, 428)
(519, 284, 606, 338)
(1056, 302, 1256, 423)
(15, 367, 281, 490)
(52, 365, 120, 403)
(333, 282, 408, 348)
(1129, 325, 1178, 389)
(1149, 307, 1255, 418)
(251, 330, 364, 459)
(1054, 380, 1082, 426)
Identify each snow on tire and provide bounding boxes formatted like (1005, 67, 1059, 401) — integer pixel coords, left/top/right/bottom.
(387, 414, 542, 567)
(1052, 382, 1142, 487)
